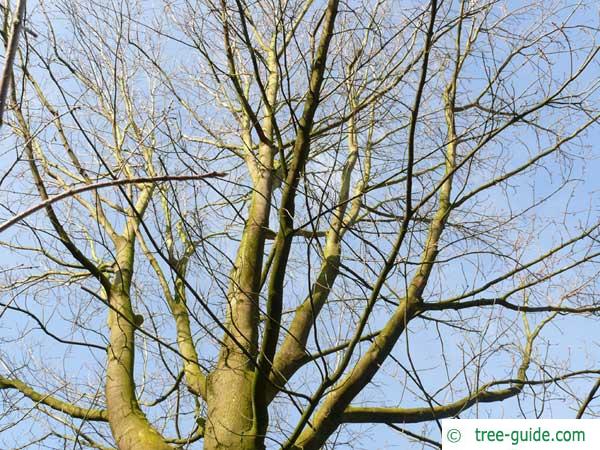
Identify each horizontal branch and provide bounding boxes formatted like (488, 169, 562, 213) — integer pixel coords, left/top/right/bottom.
(342, 387, 519, 423)
(0, 172, 226, 234)
(264, 228, 327, 240)
(423, 298, 600, 314)
(343, 370, 599, 424)
(0, 376, 107, 421)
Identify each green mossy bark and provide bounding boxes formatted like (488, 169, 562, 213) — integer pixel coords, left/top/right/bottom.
(106, 292, 173, 450)
(106, 240, 172, 450)
(204, 174, 272, 450)
(204, 368, 261, 450)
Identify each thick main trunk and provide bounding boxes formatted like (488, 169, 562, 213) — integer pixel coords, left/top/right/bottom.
(106, 239, 172, 450)
(204, 367, 259, 450)
(106, 291, 172, 450)
(204, 170, 272, 450)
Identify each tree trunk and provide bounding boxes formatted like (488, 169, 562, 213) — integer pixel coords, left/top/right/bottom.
(106, 239, 173, 450)
(204, 368, 260, 450)
(106, 291, 173, 450)
(203, 172, 272, 450)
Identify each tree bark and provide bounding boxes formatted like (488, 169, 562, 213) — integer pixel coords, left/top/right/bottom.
(204, 170, 272, 450)
(106, 240, 173, 450)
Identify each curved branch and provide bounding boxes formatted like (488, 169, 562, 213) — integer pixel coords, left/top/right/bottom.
(0, 301, 106, 351)
(0, 172, 226, 234)
(0, 376, 107, 421)
(344, 310, 578, 424)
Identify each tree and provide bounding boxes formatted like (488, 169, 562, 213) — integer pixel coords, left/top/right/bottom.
(1, 0, 599, 449)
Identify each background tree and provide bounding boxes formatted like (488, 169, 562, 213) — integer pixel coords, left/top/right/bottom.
(0, 0, 599, 449)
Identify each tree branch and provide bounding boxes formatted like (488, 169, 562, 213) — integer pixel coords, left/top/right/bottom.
(0, 376, 107, 421)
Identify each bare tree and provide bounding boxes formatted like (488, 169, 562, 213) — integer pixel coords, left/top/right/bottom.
(1, 0, 599, 449)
